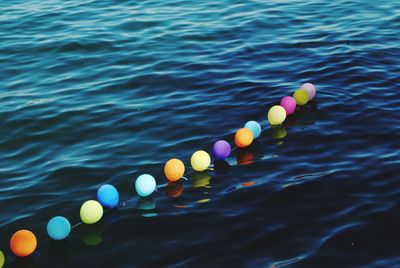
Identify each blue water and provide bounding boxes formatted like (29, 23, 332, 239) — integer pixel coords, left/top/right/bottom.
(1, 0, 400, 267)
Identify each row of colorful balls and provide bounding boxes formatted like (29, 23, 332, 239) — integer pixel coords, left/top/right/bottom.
(4, 83, 317, 262)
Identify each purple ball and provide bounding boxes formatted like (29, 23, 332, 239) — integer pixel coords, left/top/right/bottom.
(301, 83, 316, 101)
(212, 140, 231, 160)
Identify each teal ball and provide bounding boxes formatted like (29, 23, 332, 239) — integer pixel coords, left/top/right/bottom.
(47, 216, 71, 240)
(244, 121, 261, 139)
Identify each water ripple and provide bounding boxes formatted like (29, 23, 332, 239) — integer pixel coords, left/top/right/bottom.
(0, 0, 399, 267)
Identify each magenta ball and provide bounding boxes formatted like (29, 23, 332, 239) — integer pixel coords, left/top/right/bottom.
(212, 140, 231, 160)
(280, 96, 297, 115)
(301, 83, 316, 101)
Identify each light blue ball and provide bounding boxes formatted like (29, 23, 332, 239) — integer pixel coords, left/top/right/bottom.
(47, 216, 71, 240)
(244, 120, 261, 139)
(97, 184, 119, 208)
(135, 174, 157, 197)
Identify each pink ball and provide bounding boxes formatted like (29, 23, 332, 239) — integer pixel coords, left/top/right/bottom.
(280, 96, 297, 115)
(301, 83, 316, 101)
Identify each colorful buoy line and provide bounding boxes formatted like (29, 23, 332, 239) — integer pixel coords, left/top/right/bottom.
(1, 83, 317, 265)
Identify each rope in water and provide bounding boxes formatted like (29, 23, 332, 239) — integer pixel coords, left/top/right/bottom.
(3, 83, 317, 265)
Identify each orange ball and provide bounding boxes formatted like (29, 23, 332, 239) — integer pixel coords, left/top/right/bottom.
(164, 158, 185, 181)
(10, 230, 37, 257)
(235, 128, 254, 148)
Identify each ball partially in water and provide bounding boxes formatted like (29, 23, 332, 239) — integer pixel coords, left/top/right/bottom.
(164, 159, 185, 181)
(235, 128, 254, 148)
(280, 96, 297, 115)
(212, 140, 231, 160)
(97, 184, 119, 208)
(268, 105, 286, 125)
(293, 89, 309, 105)
(80, 200, 104, 224)
(47, 216, 71, 240)
(191, 150, 211, 171)
(10, 230, 37, 257)
(135, 174, 157, 197)
(301, 83, 316, 100)
(244, 121, 261, 139)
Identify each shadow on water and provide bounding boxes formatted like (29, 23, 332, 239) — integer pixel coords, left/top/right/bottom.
(80, 223, 103, 247)
(10, 256, 36, 268)
(48, 240, 71, 267)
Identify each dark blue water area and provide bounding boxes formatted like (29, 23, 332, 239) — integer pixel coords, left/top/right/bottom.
(1, 0, 400, 267)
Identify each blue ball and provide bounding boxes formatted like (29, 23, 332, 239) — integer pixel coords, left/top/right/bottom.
(97, 184, 119, 208)
(244, 120, 261, 139)
(135, 174, 156, 197)
(47, 216, 71, 240)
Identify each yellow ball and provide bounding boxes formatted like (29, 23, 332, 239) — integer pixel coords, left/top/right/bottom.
(190, 150, 211, 172)
(293, 89, 309, 105)
(0, 250, 4, 268)
(80, 200, 103, 224)
(268, 105, 286, 125)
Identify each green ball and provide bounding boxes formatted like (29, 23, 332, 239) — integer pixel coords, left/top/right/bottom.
(293, 89, 309, 105)
(268, 105, 286, 125)
(80, 200, 103, 224)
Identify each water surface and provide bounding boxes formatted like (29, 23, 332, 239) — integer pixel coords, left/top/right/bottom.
(0, 0, 399, 267)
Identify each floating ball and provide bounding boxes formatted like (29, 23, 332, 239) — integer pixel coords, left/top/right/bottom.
(244, 121, 261, 139)
(293, 89, 309, 105)
(268, 105, 286, 125)
(191, 150, 211, 171)
(280, 96, 297, 115)
(80, 200, 104, 224)
(10, 230, 37, 257)
(97, 184, 119, 208)
(301, 83, 316, 100)
(235, 128, 254, 148)
(135, 174, 157, 197)
(0, 250, 4, 267)
(47, 216, 71, 240)
(164, 159, 185, 181)
(212, 140, 231, 160)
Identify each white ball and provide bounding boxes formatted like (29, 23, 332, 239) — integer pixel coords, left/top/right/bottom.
(135, 174, 156, 197)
